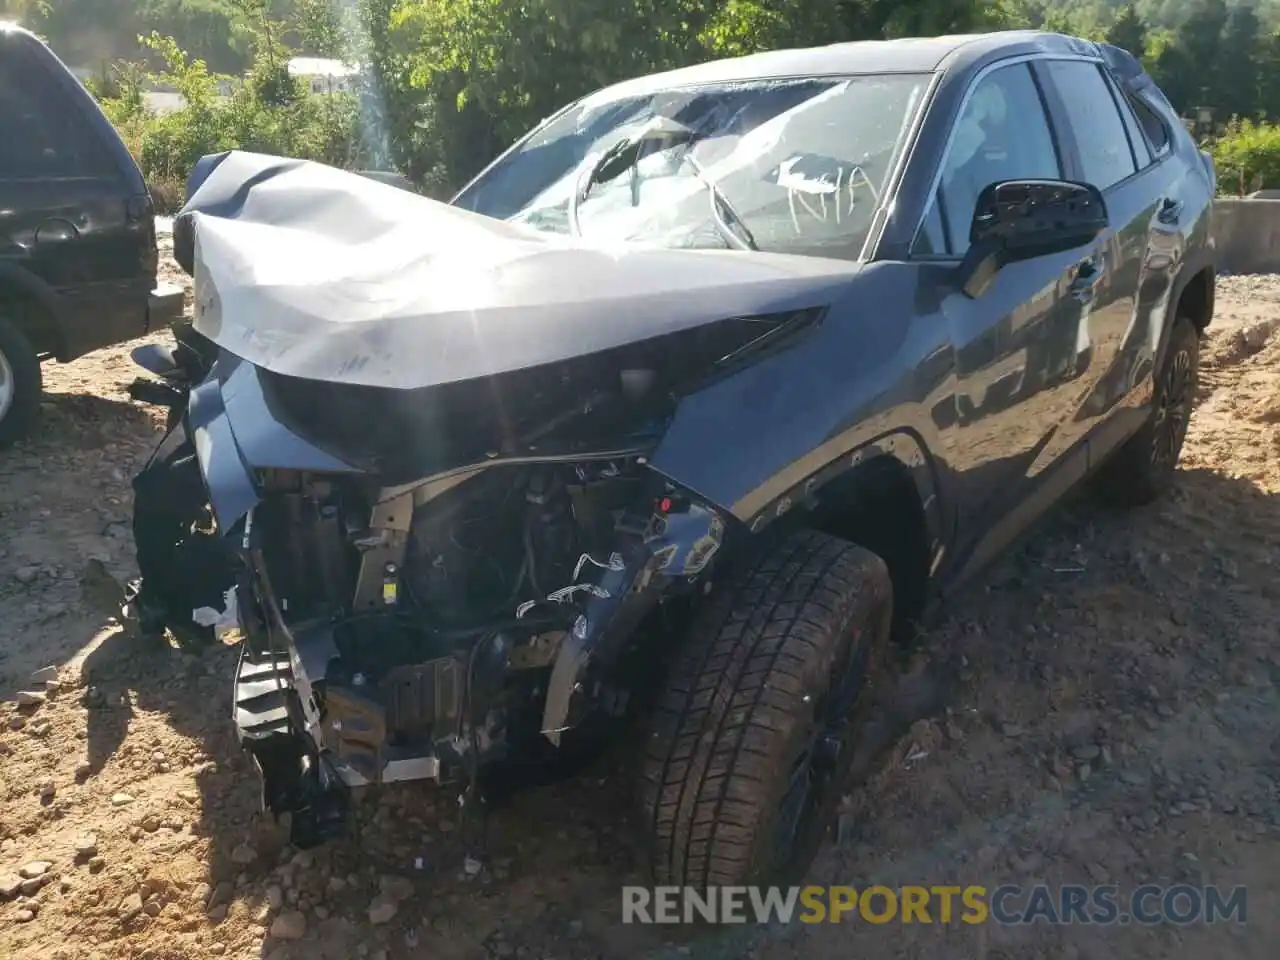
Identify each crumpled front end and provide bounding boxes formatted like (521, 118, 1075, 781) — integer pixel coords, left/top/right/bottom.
(141, 151, 850, 847)
(170, 336, 761, 849)
(227, 438, 733, 848)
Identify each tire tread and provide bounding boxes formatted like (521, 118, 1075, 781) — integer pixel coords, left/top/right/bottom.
(639, 529, 890, 886)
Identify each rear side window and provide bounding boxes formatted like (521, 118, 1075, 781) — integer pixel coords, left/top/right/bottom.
(0, 46, 109, 179)
(1130, 95, 1171, 156)
(1041, 60, 1137, 191)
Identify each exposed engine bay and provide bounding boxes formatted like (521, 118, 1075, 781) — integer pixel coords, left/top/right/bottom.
(227, 451, 727, 846)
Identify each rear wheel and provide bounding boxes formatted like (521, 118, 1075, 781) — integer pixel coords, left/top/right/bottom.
(0, 317, 42, 449)
(638, 530, 892, 887)
(1094, 314, 1199, 506)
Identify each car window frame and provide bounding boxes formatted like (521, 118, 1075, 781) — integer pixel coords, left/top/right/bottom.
(1125, 89, 1173, 162)
(1101, 67, 1152, 170)
(907, 55, 1071, 263)
(1035, 57, 1143, 195)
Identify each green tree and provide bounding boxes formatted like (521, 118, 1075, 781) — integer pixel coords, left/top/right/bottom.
(987, 0, 1043, 29)
(1218, 4, 1262, 120)
(1173, 0, 1228, 112)
(293, 0, 357, 57)
(0, 0, 50, 20)
(1259, 30, 1280, 118)
(1106, 3, 1147, 58)
(387, 0, 996, 193)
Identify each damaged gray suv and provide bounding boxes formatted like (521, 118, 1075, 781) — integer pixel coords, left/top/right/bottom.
(127, 31, 1216, 888)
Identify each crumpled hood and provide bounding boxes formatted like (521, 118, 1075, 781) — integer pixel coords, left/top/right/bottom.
(183, 151, 862, 390)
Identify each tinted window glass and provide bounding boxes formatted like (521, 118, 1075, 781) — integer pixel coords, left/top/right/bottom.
(915, 62, 1061, 258)
(1105, 71, 1151, 168)
(1042, 60, 1137, 190)
(454, 74, 931, 261)
(1130, 95, 1170, 154)
(0, 49, 100, 179)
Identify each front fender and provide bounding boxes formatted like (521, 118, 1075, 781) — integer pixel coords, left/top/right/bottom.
(647, 263, 950, 561)
(187, 368, 260, 534)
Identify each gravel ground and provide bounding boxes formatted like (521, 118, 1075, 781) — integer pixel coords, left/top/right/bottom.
(1, 245, 1278, 959)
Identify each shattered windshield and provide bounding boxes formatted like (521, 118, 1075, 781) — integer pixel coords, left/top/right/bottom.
(453, 74, 931, 261)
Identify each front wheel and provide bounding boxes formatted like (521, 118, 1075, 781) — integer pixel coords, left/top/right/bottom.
(638, 530, 892, 887)
(1094, 314, 1200, 506)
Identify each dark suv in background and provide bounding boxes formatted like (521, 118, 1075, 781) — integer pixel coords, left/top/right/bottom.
(0, 23, 183, 448)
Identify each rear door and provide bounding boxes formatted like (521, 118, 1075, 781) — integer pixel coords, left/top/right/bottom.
(0, 37, 156, 356)
(1032, 57, 1178, 460)
(911, 59, 1098, 575)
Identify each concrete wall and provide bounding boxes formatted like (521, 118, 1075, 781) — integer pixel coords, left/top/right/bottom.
(1213, 199, 1280, 274)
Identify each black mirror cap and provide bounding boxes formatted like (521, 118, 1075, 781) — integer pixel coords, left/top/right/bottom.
(970, 179, 1108, 257)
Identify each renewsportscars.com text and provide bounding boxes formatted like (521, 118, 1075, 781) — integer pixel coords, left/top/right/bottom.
(621, 884, 1248, 926)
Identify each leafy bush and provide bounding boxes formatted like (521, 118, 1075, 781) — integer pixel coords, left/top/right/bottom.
(93, 31, 367, 196)
(1209, 119, 1280, 195)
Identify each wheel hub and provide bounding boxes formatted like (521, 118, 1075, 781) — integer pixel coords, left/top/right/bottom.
(1152, 347, 1193, 470)
(769, 623, 875, 870)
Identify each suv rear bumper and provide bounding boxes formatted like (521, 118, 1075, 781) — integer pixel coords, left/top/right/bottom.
(53, 280, 187, 362)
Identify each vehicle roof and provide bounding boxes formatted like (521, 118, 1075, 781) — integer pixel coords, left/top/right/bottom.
(0, 22, 39, 40)
(584, 30, 1104, 103)
(0, 21, 52, 54)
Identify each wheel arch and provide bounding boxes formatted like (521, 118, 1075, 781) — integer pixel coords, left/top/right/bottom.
(1146, 256, 1214, 386)
(1175, 262, 1214, 334)
(736, 430, 945, 631)
(0, 263, 66, 358)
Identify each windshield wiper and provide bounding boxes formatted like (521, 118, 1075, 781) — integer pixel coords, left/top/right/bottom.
(685, 152, 758, 251)
(567, 119, 757, 251)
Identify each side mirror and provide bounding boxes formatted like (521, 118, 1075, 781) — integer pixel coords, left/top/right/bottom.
(957, 179, 1108, 298)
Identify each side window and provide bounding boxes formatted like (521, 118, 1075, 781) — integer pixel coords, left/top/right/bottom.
(914, 63, 1061, 258)
(0, 49, 102, 179)
(1130, 95, 1171, 156)
(1041, 60, 1137, 190)
(1104, 71, 1151, 168)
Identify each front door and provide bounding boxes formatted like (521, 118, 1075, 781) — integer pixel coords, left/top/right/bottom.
(910, 60, 1097, 576)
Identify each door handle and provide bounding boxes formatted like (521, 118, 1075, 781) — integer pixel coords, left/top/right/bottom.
(1070, 256, 1104, 303)
(1157, 197, 1183, 225)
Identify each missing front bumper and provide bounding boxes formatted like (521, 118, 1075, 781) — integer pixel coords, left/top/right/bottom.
(232, 614, 464, 846)
(233, 649, 349, 848)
